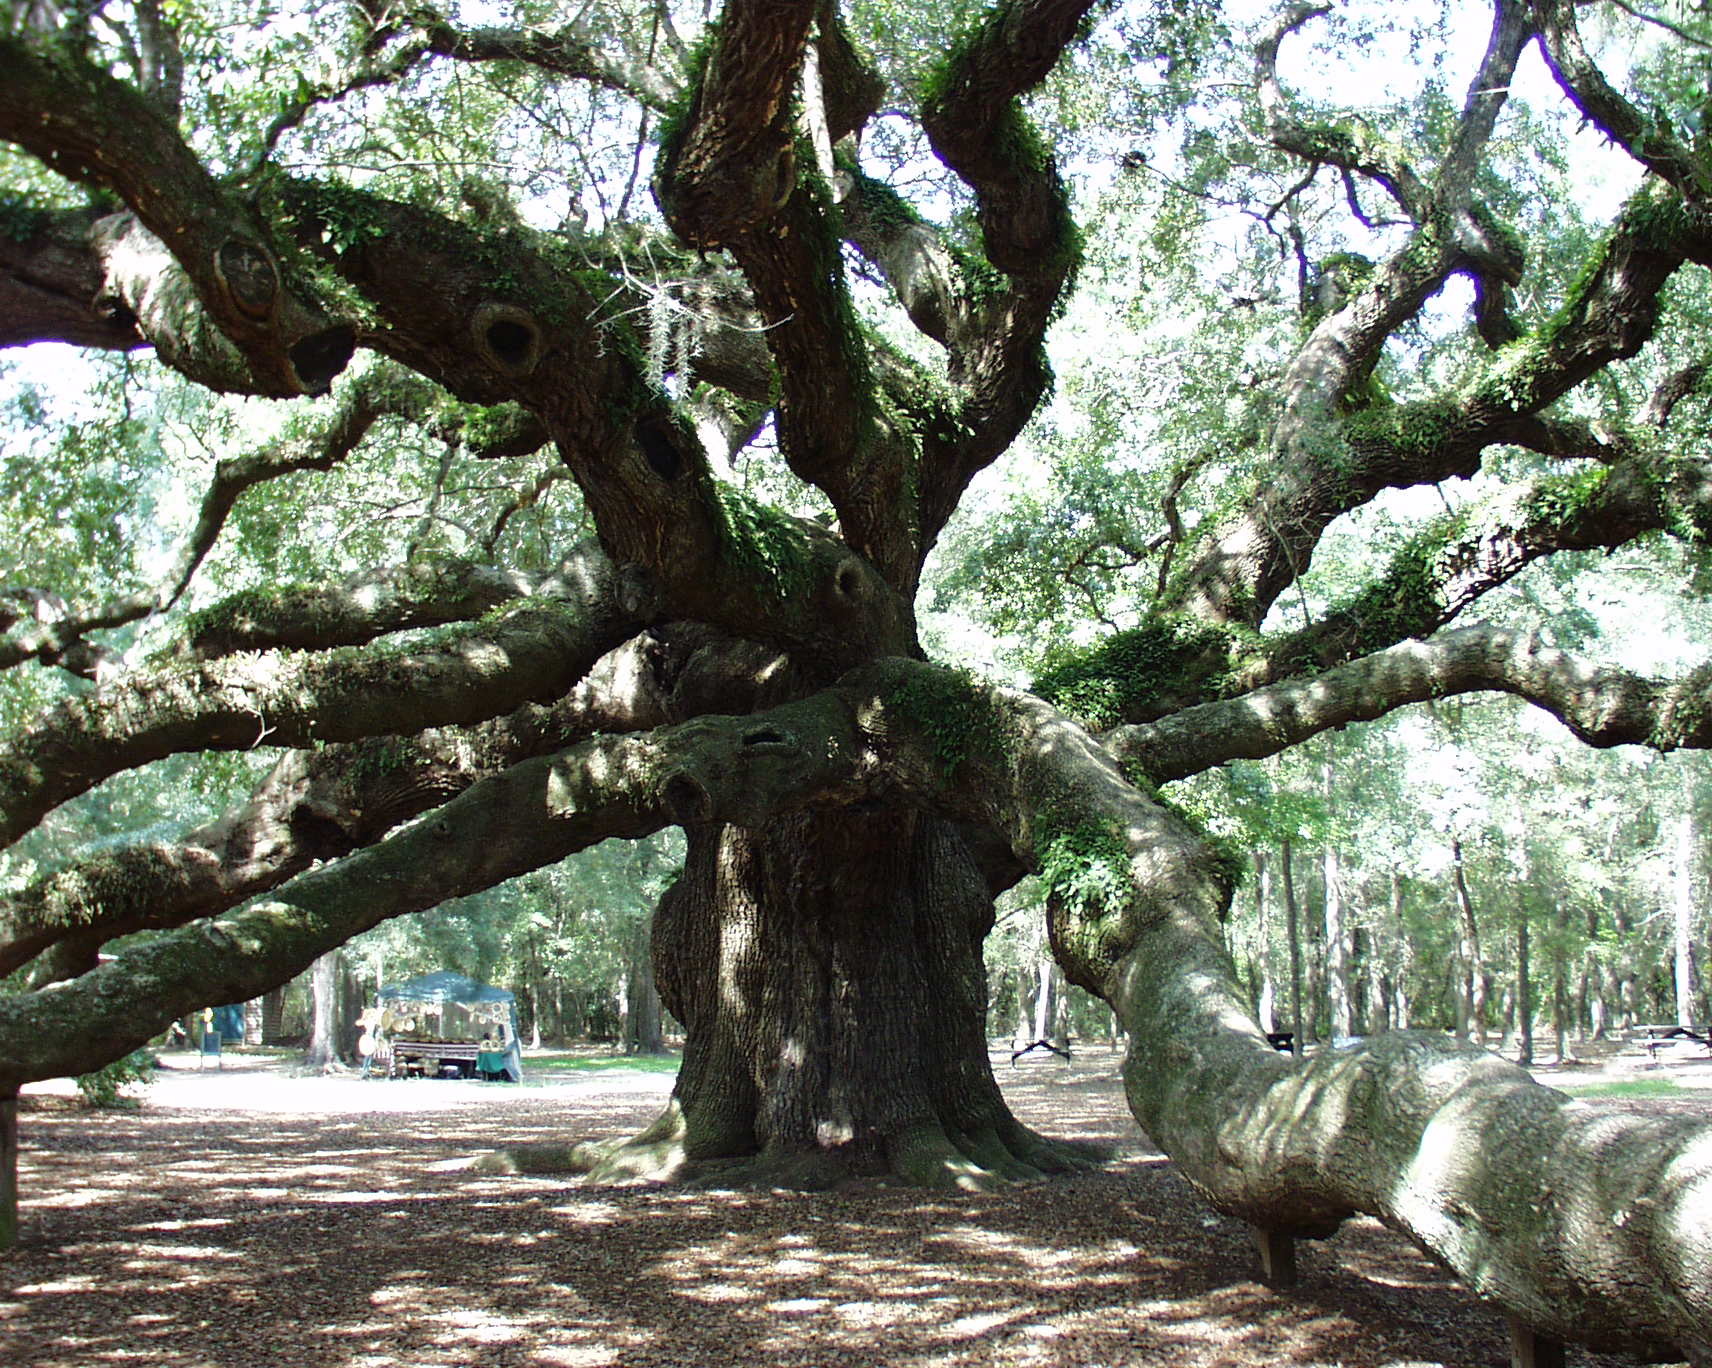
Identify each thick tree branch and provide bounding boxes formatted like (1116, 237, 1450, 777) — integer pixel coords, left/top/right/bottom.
(1431, 0, 1532, 213)
(0, 203, 146, 352)
(1112, 624, 1712, 784)
(168, 554, 606, 662)
(910, 0, 1092, 544)
(0, 37, 355, 395)
(0, 626, 696, 982)
(0, 554, 657, 851)
(270, 182, 906, 664)
(1034, 455, 1711, 730)
(652, 1, 922, 579)
(1169, 181, 1712, 626)
(0, 589, 153, 679)
(1249, 454, 1701, 679)
(1533, 0, 1711, 198)
(1643, 354, 1711, 427)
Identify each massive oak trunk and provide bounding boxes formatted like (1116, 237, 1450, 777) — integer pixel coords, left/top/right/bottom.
(593, 807, 1079, 1187)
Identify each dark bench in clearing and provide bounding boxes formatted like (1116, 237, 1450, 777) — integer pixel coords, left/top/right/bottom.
(1009, 1038, 1072, 1066)
(1632, 1024, 1709, 1061)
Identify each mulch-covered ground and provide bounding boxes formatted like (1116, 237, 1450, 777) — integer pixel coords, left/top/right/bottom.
(3, 1044, 1706, 1368)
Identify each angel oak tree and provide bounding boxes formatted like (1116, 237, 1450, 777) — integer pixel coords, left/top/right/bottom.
(1, 0, 1711, 1359)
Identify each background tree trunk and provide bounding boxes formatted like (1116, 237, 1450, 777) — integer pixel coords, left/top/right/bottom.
(1, 1089, 16, 1252)
(1450, 838, 1484, 1042)
(1675, 811, 1700, 1028)
(1516, 905, 1535, 1067)
(1254, 852, 1277, 1033)
(1323, 845, 1352, 1039)
(1280, 839, 1303, 1058)
(1031, 957, 1056, 1045)
(260, 986, 286, 1045)
(625, 918, 664, 1054)
(304, 950, 340, 1071)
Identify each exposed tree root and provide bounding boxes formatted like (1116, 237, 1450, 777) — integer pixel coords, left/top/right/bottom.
(478, 1108, 1113, 1193)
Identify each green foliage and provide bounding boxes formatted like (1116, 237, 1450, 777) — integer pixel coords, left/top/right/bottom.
(1152, 786, 1247, 892)
(1564, 1077, 1685, 1098)
(712, 483, 816, 600)
(888, 664, 999, 774)
(1032, 616, 1236, 727)
(1037, 814, 1132, 921)
(1344, 397, 1463, 464)
(0, 192, 49, 243)
(529, 1052, 680, 1074)
(75, 1049, 156, 1107)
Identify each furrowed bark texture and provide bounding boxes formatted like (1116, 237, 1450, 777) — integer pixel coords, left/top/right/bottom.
(608, 807, 1076, 1187)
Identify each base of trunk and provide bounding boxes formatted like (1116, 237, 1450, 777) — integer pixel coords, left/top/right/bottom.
(499, 809, 1104, 1189)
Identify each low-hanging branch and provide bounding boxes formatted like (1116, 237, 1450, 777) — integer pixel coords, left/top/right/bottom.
(5, 656, 1704, 1358)
(0, 558, 657, 852)
(1110, 623, 1712, 784)
(168, 550, 617, 662)
(0, 628, 691, 981)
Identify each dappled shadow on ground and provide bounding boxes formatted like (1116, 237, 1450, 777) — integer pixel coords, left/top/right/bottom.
(2, 1050, 1690, 1368)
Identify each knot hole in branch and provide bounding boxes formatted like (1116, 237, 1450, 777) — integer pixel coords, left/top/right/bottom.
(634, 414, 684, 481)
(742, 728, 790, 748)
(664, 773, 712, 824)
(472, 303, 541, 376)
(288, 327, 356, 396)
(834, 561, 862, 601)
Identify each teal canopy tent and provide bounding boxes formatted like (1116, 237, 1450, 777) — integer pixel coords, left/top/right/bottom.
(375, 972, 524, 1082)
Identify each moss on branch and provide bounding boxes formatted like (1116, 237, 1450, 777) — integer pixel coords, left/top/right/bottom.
(1033, 617, 1244, 727)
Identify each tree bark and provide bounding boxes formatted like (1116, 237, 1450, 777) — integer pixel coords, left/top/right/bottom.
(1031, 956, 1057, 1045)
(260, 987, 287, 1045)
(1323, 841, 1353, 1039)
(588, 808, 1081, 1187)
(624, 917, 664, 1055)
(0, 1089, 16, 1252)
(305, 951, 341, 1071)
(1516, 905, 1535, 1068)
(1254, 852, 1277, 1033)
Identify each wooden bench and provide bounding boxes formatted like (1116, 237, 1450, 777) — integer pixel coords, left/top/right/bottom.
(1632, 1024, 1709, 1062)
(1009, 1038, 1071, 1066)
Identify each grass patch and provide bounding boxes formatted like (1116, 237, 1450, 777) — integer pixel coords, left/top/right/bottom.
(526, 1052, 681, 1075)
(1561, 1077, 1685, 1098)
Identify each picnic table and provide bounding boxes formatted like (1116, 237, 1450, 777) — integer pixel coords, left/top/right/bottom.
(1632, 1023, 1709, 1061)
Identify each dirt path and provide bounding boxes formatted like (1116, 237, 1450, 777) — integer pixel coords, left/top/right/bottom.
(3, 1044, 1705, 1368)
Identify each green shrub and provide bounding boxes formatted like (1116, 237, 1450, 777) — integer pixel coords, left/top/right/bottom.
(75, 1049, 157, 1108)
